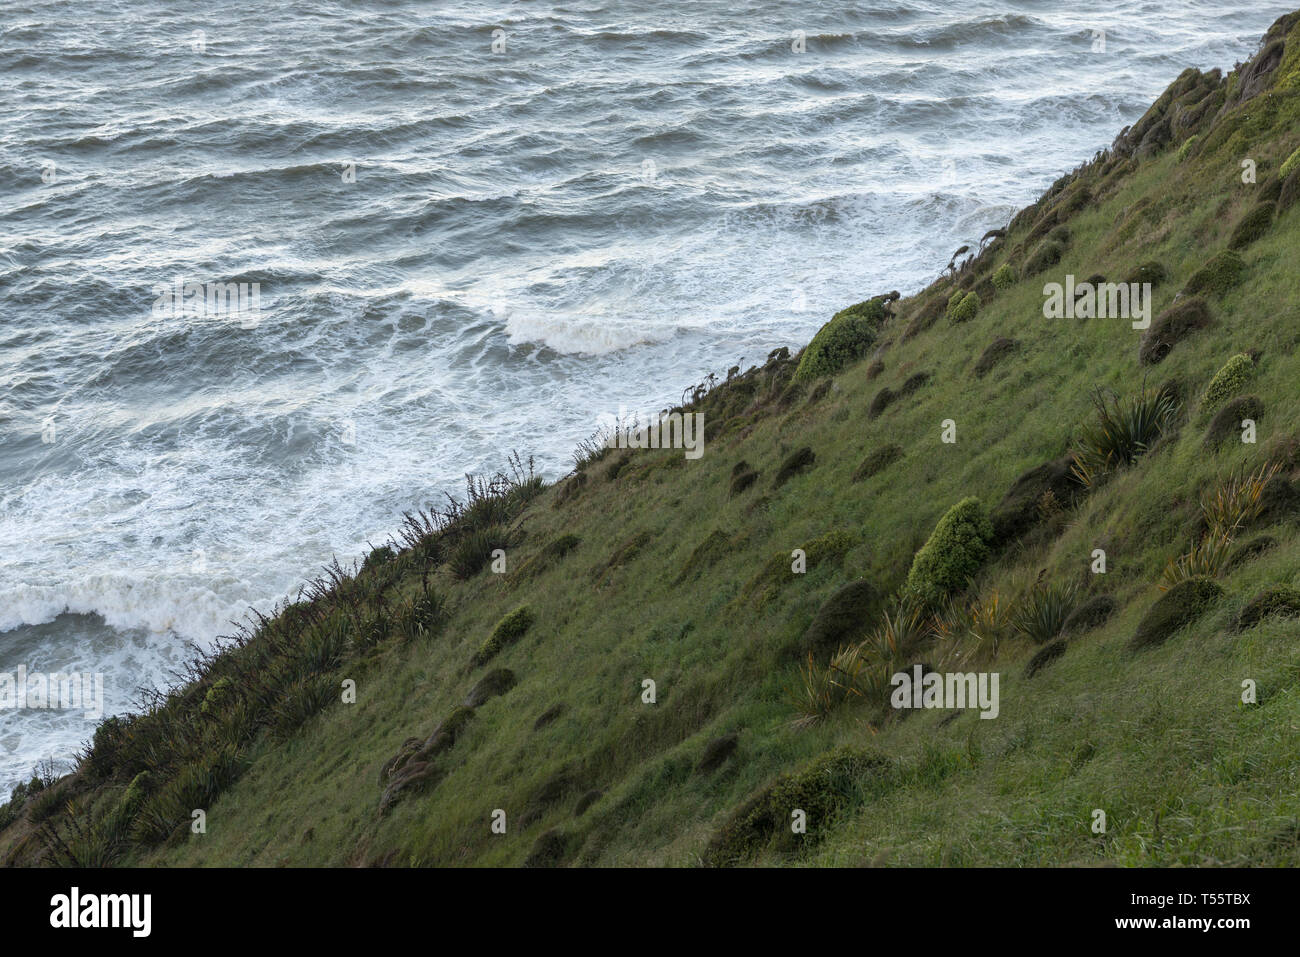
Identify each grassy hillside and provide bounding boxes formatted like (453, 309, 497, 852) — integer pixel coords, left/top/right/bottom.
(5, 11, 1300, 868)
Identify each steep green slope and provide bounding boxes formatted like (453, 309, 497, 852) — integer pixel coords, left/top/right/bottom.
(5, 11, 1300, 868)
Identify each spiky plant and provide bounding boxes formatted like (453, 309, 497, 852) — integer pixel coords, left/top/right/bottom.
(1070, 387, 1179, 487)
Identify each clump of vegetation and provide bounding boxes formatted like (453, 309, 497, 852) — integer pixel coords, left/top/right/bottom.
(674, 529, 733, 585)
(729, 464, 759, 496)
(1024, 240, 1063, 274)
(448, 524, 511, 580)
(1234, 585, 1300, 631)
(1228, 201, 1275, 249)
(515, 534, 581, 580)
(1140, 298, 1213, 364)
(1280, 145, 1300, 179)
(1024, 639, 1067, 679)
(1061, 594, 1116, 634)
(464, 668, 517, 708)
(1129, 578, 1224, 651)
(905, 498, 995, 609)
(696, 732, 739, 773)
(361, 544, 396, 572)
(740, 529, 857, 608)
(773, 446, 816, 487)
(1070, 388, 1179, 487)
(703, 748, 890, 865)
(852, 444, 903, 482)
(1204, 395, 1264, 450)
(990, 457, 1080, 545)
(991, 264, 1016, 290)
(1203, 353, 1255, 406)
(1182, 250, 1246, 297)
(792, 297, 888, 382)
(473, 606, 536, 667)
(973, 337, 1019, 378)
(1122, 260, 1168, 286)
(1012, 580, 1077, 644)
(802, 579, 880, 661)
(593, 529, 653, 584)
(948, 291, 980, 322)
(866, 386, 896, 419)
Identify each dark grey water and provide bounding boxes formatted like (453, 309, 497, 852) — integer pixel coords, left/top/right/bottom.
(0, 0, 1291, 789)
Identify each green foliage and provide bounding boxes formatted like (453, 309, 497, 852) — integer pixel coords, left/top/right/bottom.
(1013, 580, 1077, 644)
(947, 291, 980, 322)
(852, 444, 903, 482)
(991, 264, 1017, 290)
(1280, 145, 1300, 179)
(1203, 353, 1255, 406)
(1070, 388, 1179, 486)
(1234, 585, 1300, 631)
(773, 446, 816, 487)
(1129, 578, 1224, 651)
(1183, 249, 1246, 297)
(1228, 201, 1275, 249)
(448, 524, 509, 580)
(473, 606, 536, 666)
(199, 677, 233, 717)
(905, 498, 995, 609)
(792, 297, 886, 382)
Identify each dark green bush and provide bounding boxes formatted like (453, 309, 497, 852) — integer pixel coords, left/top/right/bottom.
(1204, 395, 1264, 450)
(1025, 240, 1063, 274)
(852, 444, 904, 482)
(1013, 581, 1077, 644)
(1062, 594, 1117, 634)
(792, 297, 888, 382)
(473, 606, 536, 666)
(1129, 578, 1224, 650)
(1182, 250, 1246, 297)
(973, 337, 1020, 378)
(1122, 260, 1168, 287)
(1227, 201, 1275, 249)
(801, 579, 880, 661)
(991, 264, 1016, 290)
(990, 457, 1080, 545)
(1024, 639, 1067, 678)
(1234, 585, 1300, 631)
(1140, 297, 1213, 365)
(448, 524, 510, 579)
(866, 386, 896, 420)
(905, 498, 995, 609)
(773, 447, 816, 487)
(464, 668, 518, 708)
(1203, 353, 1255, 406)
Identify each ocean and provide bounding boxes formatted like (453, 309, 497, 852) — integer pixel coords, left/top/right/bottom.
(0, 0, 1291, 791)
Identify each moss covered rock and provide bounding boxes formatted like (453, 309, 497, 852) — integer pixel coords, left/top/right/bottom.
(1129, 578, 1224, 651)
(905, 497, 995, 609)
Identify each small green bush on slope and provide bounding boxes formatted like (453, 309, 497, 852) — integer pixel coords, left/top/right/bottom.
(905, 497, 995, 609)
(793, 297, 888, 382)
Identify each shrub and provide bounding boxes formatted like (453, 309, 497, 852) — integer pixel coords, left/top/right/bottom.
(1200, 461, 1282, 535)
(448, 524, 510, 579)
(1234, 585, 1300, 631)
(1225, 534, 1277, 571)
(1013, 580, 1077, 643)
(802, 580, 880, 661)
(1061, 594, 1116, 634)
(199, 677, 233, 718)
(703, 748, 889, 865)
(1182, 250, 1246, 297)
(473, 607, 535, 666)
(973, 337, 1019, 378)
(1025, 240, 1063, 274)
(132, 744, 245, 846)
(1070, 388, 1179, 487)
(696, 733, 740, 773)
(905, 498, 995, 609)
(1203, 353, 1254, 406)
(741, 529, 858, 608)
(729, 467, 758, 496)
(464, 668, 518, 708)
(674, 529, 733, 584)
(991, 264, 1016, 290)
(1122, 260, 1168, 287)
(792, 297, 887, 382)
(1024, 639, 1067, 678)
(866, 386, 896, 420)
(270, 674, 337, 737)
(1161, 530, 1234, 588)
(990, 457, 1080, 545)
(1204, 395, 1264, 450)
(948, 291, 980, 322)
(1129, 578, 1224, 651)
(773, 446, 815, 487)
(1139, 297, 1212, 364)
(515, 534, 581, 580)
(1228, 201, 1275, 249)
(361, 544, 396, 572)
(1280, 145, 1300, 180)
(852, 444, 903, 482)
(1279, 167, 1300, 213)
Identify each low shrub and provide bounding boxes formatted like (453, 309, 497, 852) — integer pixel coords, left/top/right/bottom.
(1024, 240, 1063, 274)
(991, 264, 1016, 290)
(464, 668, 518, 708)
(973, 337, 1019, 378)
(1013, 580, 1077, 644)
(1203, 353, 1255, 407)
(948, 291, 980, 322)
(1204, 395, 1264, 450)
(1061, 594, 1117, 634)
(448, 524, 510, 579)
(1024, 639, 1067, 678)
(674, 529, 733, 584)
(802, 579, 880, 661)
(1122, 260, 1168, 287)
(852, 444, 903, 482)
(1139, 297, 1213, 365)
(990, 457, 1080, 545)
(866, 387, 896, 420)
(1182, 250, 1246, 297)
(1129, 578, 1224, 651)
(473, 607, 536, 666)
(773, 446, 816, 487)
(1227, 201, 1275, 249)
(1234, 585, 1300, 631)
(905, 498, 995, 609)
(793, 297, 888, 382)
(1070, 388, 1179, 486)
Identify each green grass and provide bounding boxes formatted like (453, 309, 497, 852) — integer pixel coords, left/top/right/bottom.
(5, 11, 1300, 868)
